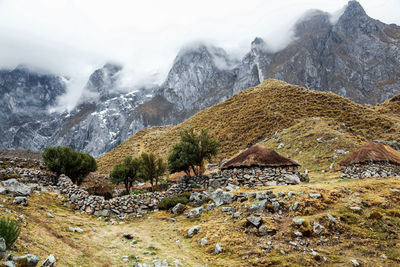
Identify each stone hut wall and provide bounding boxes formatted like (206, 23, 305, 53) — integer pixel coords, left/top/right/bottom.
(341, 162, 400, 179)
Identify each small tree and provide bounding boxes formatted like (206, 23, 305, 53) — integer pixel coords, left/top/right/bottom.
(168, 128, 219, 176)
(139, 152, 166, 192)
(42, 146, 97, 185)
(110, 156, 141, 194)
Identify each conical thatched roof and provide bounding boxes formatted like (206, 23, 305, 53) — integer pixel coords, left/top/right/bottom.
(340, 142, 400, 166)
(220, 145, 299, 170)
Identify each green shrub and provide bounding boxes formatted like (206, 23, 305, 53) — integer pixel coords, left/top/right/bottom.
(130, 189, 148, 195)
(158, 196, 189, 210)
(0, 216, 21, 249)
(42, 146, 97, 185)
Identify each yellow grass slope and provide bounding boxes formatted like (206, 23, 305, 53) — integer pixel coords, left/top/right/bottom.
(97, 79, 400, 174)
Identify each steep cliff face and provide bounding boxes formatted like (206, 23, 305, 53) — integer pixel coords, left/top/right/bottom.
(1, 1, 400, 157)
(158, 44, 238, 114)
(233, 1, 400, 104)
(0, 66, 67, 150)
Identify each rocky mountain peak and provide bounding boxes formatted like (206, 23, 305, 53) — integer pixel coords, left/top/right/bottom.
(250, 37, 269, 53)
(84, 63, 123, 101)
(343, 1, 367, 18)
(294, 10, 331, 37)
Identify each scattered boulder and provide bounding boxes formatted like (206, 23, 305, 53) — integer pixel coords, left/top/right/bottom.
(309, 193, 322, 199)
(0, 179, 32, 196)
(211, 189, 236, 207)
(327, 214, 339, 224)
(172, 203, 186, 215)
(15, 254, 40, 267)
(351, 259, 360, 266)
(221, 207, 235, 213)
(187, 225, 201, 238)
(200, 238, 207, 246)
(215, 243, 222, 254)
(205, 203, 215, 211)
(293, 218, 305, 226)
(13, 197, 28, 206)
(246, 216, 262, 227)
(187, 206, 203, 218)
(68, 226, 84, 233)
(47, 213, 54, 218)
(40, 255, 56, 267)
(189, 192, 209, 205)
(313, 222, 325, 235)
(225, 184, 239, 191)
(248, 200, 268, 212)
(283, 174, 301, 185)
(153, 259, 168, 267)
(0, 238, 6, 259)
(2, 261, 16, 267)
(258, 225, 268, 234)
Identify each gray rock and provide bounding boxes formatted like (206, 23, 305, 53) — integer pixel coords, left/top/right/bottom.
(256, 193, 268, 200)
(187, 206, 203, 218)
(187, 225, 201, 238)
(2, 261, 16, 267)
(327, 214, 338, 224)
(350, 206, 362, 211)
(40, 254, 56, 267)
(232, 212, 242, 218)
(13, 197, 28, 206)
(205, 203, 215, 211)
(200, 238, 208, 246)
(17, 254, 40, 267)
(283, 174, 301, 185)
(172, 203, 186, 215)
(47, 213, 54, 218)
(68, 226, 84, 233)
(293, 218, 305, 226)
(313, 222, 325, 235)
(225, 184, 239, 191)
(351, 259, 360, 266)
(258, 225, 268, 234)
(0, 179, 32, 196)
(0, 238, 6, 259)
(189, 192, 209, 204)
(153, 259, 168, 267)
(247, 216, 262, 227)
(248, 200, 268, 212)
(215, 243, 222, 254)
(309, 193, 322, 199)
(211, 189, 236, 207)
(221, 207, 235, 213)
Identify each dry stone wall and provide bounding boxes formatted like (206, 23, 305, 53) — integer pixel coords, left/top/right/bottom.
(340, 162, 400, 179)
(1, 157, 309, 218)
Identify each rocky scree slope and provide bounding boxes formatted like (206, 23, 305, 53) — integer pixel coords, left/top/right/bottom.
(2, 1, 400, 157)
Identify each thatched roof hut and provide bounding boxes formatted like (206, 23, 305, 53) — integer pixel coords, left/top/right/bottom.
(340, 142, 400, 166)
(220, 145, 299, 170)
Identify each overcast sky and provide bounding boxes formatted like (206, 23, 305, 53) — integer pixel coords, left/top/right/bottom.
(0, 0, 399, 110)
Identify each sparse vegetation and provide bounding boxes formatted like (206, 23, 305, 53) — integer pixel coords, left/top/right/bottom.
(139, 152, 166, 192)
(168, 128, 219, 176)
(42, 146, 97, 185)
(110, 156, 141, 194)
(158, 194, 190, 210)
(0, 216, 21, 249)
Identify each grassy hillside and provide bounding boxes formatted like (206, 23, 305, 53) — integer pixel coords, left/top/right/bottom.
(97, 79, 400, 174)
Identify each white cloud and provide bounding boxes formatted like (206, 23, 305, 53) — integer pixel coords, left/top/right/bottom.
(0, 0, 398, 110)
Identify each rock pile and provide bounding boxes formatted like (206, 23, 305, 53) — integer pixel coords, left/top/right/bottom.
(341, 162, 400, 179)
